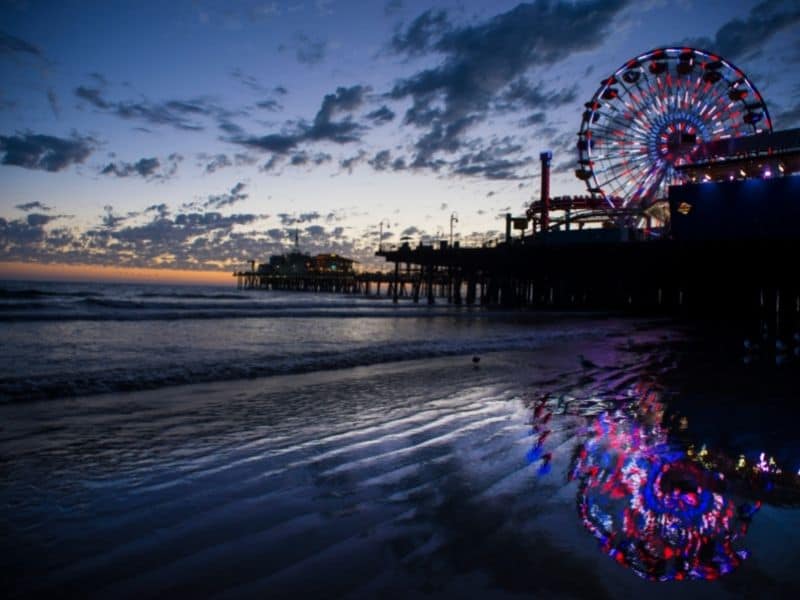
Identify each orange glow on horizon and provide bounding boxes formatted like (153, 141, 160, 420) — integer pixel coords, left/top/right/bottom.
(0, 262, 233, 286)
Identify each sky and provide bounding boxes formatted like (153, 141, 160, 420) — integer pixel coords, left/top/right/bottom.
(1, 0, 799, 283)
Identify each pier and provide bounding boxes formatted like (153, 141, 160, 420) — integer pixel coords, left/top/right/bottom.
(233, 124, 800, 341)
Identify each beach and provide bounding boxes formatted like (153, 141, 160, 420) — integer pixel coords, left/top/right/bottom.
(2, 283, 800, 598)
(1, 323, 798, 596)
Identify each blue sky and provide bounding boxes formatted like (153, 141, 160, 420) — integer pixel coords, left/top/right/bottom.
(1, 0, 799, 274)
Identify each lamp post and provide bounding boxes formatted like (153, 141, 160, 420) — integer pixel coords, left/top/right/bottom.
(378, 220, 389, 251)
(449, 212, 458, 247)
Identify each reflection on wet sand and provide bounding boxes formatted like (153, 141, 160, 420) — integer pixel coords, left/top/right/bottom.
(526, 366, 800, 583)
(3, 332, 800, 598)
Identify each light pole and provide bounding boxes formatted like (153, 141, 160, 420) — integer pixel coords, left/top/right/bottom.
(449, 212, 458, 247)
(378, 220, 389, 251)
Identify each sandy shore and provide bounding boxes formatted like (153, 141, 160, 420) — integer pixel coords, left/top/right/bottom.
(2, 325, 799, 599)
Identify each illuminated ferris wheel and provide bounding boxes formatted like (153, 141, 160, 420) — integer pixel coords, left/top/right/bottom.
(576, 47, 772, 209)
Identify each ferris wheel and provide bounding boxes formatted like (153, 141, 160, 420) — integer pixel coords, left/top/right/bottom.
(576, 47, 772, 209)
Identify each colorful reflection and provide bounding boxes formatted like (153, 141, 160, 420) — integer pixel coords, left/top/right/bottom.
(568, 384, 759, 582)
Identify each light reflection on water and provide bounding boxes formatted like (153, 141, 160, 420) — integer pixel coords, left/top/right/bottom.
(527, 369, 800, 584)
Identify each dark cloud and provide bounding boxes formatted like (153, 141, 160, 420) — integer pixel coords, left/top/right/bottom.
(100, 205, 127, 229)
(100, 153, 182, 181)
(687, 0, 800, 60)
(278, 212, 321, 226)
(316, 85, 369, 123)
(75, 85, 238, 132)
(266, 228, 286, 241)
(0, 132, 93, 172)
(369, 149, 392, 171)
(102, 157, 159, 178)
(775, 101, 800, 128)
(366, 105, 395, 124)
(231, 68, 268, 94)
(523, 112, 546, 126)
(389, 1, 631, 171)
(203, 153, 232, 173)
(452, 150, 531, 180)
(289, 151, 331, 166)
(233, 85, 369, 155)
(261, 154, 283, 172)
(15, 201, 51, 212)
(289, 151, 308, 166)
(47, 89, 60, 117)
(409, 115, 477, 166)
(197, 152, 258, 173)
(400, 226, 421, 237)
(294, 32, 326, 65)
(0, 201, 380, 270)
(203, 182, 248, 209)
(339, 150, 367, 173)
(26, 213, 56, 227)
(239, 133, 299, 154)
(145, 203, 170, 218)
(0, 30, 42, 58)
(500, 78, 578, 111)
(390, 9, 449, 56)
(256, 99, 282, 111)
(304, 224, 326, 238)
(0, 215, 48, 247)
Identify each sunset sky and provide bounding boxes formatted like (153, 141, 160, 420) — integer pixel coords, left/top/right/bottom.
(1, 0, 799, 282)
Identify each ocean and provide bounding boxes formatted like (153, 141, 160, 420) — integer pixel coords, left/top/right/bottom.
(1, 280, 799, 598)
(0, 280, 613, 402)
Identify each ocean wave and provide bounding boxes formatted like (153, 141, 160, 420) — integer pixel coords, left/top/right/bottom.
(135, 291, 247, 300)
(0, 288, 103, 300)
(0, 299, 471, 321)
(0, 328, 597, 403)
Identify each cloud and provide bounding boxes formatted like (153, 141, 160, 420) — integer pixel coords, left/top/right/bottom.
(0, 132, 93, 172)
(369, 149, 392, 171)
(390, 9, 449, 56)
(233, 84, 369, 155)
(75, 85, 238, 132)
(366, 105, 395, 124)
(775, 101, 800, 128)
(278, 212, 321, 226)
(145, 203, 170, 218)
(100, 153, 182, 181)
(256, 99, 282, 111)
(388, 0, 631, 170)
(203, 153, 232, 173)
(400, 226, 421, 237)
(101, 157, 159, 178)
(499, 78, 578, 112)
(0, 30, 42, 58)
(47, 89, 60, 117)
(686, 0, 800, 60)
(339, 150, 367, 173)
(0, 200, 383, 270)
(15, 201, 51, 212)
(294, 32, 327, 65)
(289, 151, 331, 166)
(203, 182, 249, 209)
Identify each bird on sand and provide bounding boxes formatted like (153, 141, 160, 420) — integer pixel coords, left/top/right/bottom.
(472, 356, 480, 368)
(578, 354, 598, 369)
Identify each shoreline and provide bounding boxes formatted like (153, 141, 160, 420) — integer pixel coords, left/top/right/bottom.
(3, 324, 799, 599)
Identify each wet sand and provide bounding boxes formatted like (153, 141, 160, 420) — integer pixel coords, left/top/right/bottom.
(2, 326, 799, 599)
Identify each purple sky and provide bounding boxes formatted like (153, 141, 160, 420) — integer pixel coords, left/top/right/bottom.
(1, 0, 799, 272)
